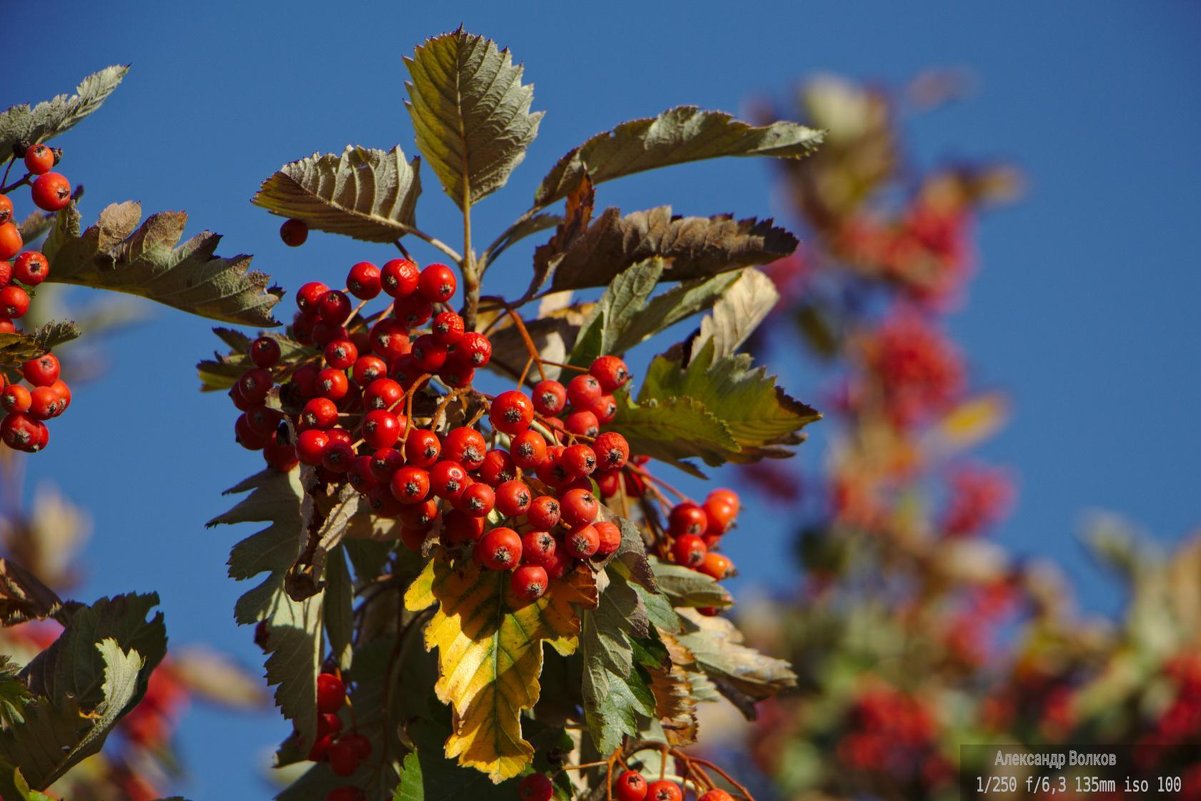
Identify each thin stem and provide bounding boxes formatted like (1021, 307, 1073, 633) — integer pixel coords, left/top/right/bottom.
(397, 224, 461, 264)
(0, 174, 30, 194)
(504, 308, 547, 382)
(0, 155, 16, 189)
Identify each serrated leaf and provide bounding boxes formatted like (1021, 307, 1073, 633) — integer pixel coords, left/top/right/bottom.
(0, 66, 128, 155)
(394, 718, 507, 801)
(529, 174, 594, 293)
(207, 467, 324, 750)
(41, 201, 282, 326)
(0, 657, 31, 726)
(569, 258, 664, 366)
(535, 106, 823, 207)
(0, 557, 65, 626)
(405, 558, 597, 782)
(613, 393, 737, 475)
(691, 267, 778, 360)
(405, 29, 542, 209)
(548, 207, 797, 292)
(638, 340, 820, 462)
(674, 608, 796, 714)
(581, 569, 658, 753)
(252, 146, 422, 243)
(0, 321, 81, 369)
(323, 545, 355, 672)
(649, 559, 732, 610)
(610, 272, 740, 355)
(197, 329, 309, 392)
(647, 634, 704, 746)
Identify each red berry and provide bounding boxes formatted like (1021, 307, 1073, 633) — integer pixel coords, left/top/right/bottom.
(668, 502, 708, 537)
(0, 224, 21, 261)
(411, 334, 449, 372)
(646, 781, 683, 801)
(368, 447, 404, 482)
(297, 282, 329, 313)
(430, 460, 469, 500)
(510, 565, 549, 603)
(342, 732, 372, 759)
(0, 195, 12, 225)
(431, 311, 465, 344)
(23, 145, 55, 175)
(362, 410, 401, 449)
(308, 733, 334, 761)
(280, 218, 308, 246)
(595, 469, 620, 497)
(394, 293, 433, 327)
(13, 251, 49, 286)
(518, 773, 555, 801)
(264, 435, 299, 472)
(475, 526, 522, 570)
(0, 285, 29, 318)
(328, 739, 360, 776)
(327, 787, 366, 801)
(1, 385, 31, 414)
(324, 338, 358, 370)
(456, 482, 496, 517)
(351, 355, 388, 385)
(698, 551, 734, 580)
(563, 524, 599, 559)
(593, 431, 630, 470)
(0, 262, 9, 286)
(615, 770, 648, 801)
(404, 429, 442, 467)
(363, 377, 403, 411)
(418, 262, 457, 303)
(671, 534, 708, 567)
(589, 355, 630, 392)
(297, 429, 330, 465)
(698, 791, 734, 801)
(299, 397, 338, 430)
(510, 430, 548, 470)
(390, 466, 431, 504)
(317, 711, 343, 739)
(316, 672, 346, 714)
(490, 390, 534, 435)
(532, 379, 567, 416)
(586, 393, 618, 424)
(318, 289, 352, 324)
(708, 488, 740, 516)
(594, 521, 622, 558)
(527, 495, 561, 529)
(566, 374, 602, 408)
(703, 498, 737, 536)
(22, 353, 60, 387)
(346, 261, 381, 299)
(563, 409, 599, 438)
(438, 360, 474, 388)
(443, 427, 487, 470)
(453, 331, 492, 367)
(369, 319, 411, 361)
(31, 172, 71, 211)
(245, 405, 282, 436)
(28, 386, 64, 420)
(560, 488, 598, 528)
(442, 508, 486, 545)
(476, 448, 516, 486)
(521, 530, 556, 566)
(381, 258, 420, 297)
(316, 368, 350, 400)
(560, 444, 597, 478)
(250, 336, 282, 368)
(495, 479, 532, 517)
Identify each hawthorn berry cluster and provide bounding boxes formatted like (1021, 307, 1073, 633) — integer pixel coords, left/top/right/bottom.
(0, 143, 74, 452)
(517, 766, 740, 801)
(311, 671, 372, 795)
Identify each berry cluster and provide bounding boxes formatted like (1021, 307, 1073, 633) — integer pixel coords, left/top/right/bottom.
(310, 671, 372, 790)
(0, 143, 74, 452)
(663, 490, 740, 581)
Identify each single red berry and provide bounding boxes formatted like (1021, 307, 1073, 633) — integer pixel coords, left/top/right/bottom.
(452, 331, 492, 367)
(698, 791, 735, 801)
(560, 444, 597, 478)
(615, 770, 648, 801)
(0, 195, 12, 226)
(708, 488, 741, 516)
(250, 336, 282, 368)
(351, 354, 388, 385)
(532, 379, 567, 416)
(527, 495, 561, 529)
(404, 429, 442, 467)
(430, 459, 469, 501)
(443, 427, 487, 470)
(263, 435, 299, 472)
(563, 524, 600, 559)
(346, 261, 381, 299)
(369, 319, 411, 361)
(442, 508, 486, 545)
(28, 386, 64, 421)
(521, 530, 556, 567)
(495, 479, 532, 517)
(317, 711, 343, 739)
(326, 786, 366, 801)
(508, 431, 546, 470)
(589, 355, 631, 392)
(308, 733, 334, 762)
(669, 502, 708, 537)
(342, 732, 372, 760)
(363, 377, 403, 411)
(563, 409, 599, 438)
(280, 218, 308, 246)
(593, 431, 629, 470)
(0, 262, 9, 287)
(318, 289, 352, 324)
(297, 429, 330, 465)
(13, 251, 49, 286)
(399, 497, 439, 531)
(22, 353, 60, 387)
(31, 172, 71, 211)
(316, 368, 350, 400)
(438, 360, 475, 389)
(316, 672, 346, 714)
(0, 284, 29, 318)
(1, 384, 31, 414)
(23, 144, 55, 175)
(418, 262, 457, 303)
(299, 397, 338, 430)
(394, 293, 433, 328)
(244, 405, 282, 436)
(390, 466, 431, 504)
(475, 526, 522, 570)
(560, 488, 598, 528)
(431, 311, 465, 344)
(566, 374, 603, 408)
(411, 334, 449, 372)
(1, 412, 44, 452)
(324, 338, 358, 370)
(518, 773, 555, 801)
(510, 564, 549, 603)
(703, 498, 737, 536)
(328, 739, 360, 776)
(594, 469, 620, 497)
(0, 224, 21, 261)
(646, 781, 683, 801)
(362, 409, 402, 449)
(368, 448, 404, 483)
(671, 534, 708, 567)
(594, 520, 622, 558)
(49, 378, 70, 408)
(698, 551, 735, 580)
(347, 454, 377, 493)
(456, 481, 496, 517)
(586, 393, 618, 424)
(297, 281, 329, 313)
(490, 390, 534, 435)
(381, 258, 420, 297)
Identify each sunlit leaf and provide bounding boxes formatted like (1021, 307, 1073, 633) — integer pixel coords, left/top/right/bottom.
(0, 321, 81, 370)
(0, 66, 128, 155)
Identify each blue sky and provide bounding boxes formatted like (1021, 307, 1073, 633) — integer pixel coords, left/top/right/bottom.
(5, 2, 1201, 798)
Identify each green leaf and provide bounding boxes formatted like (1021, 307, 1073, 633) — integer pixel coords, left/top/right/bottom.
(323, 546, 354, 672)
(613, 393, 737, 475)
(610, 272, 740, 355)
(547, 207, 797, 291)
(395, 718, 510, 801)
(581, 569, 658, 753)
(535, 106, 823, 207)
(637, 340, 820, 462)
(569, 258, 664, 366)
(0, 321, 81, 370)
(208, 468, 324, 751)
(0, 657, 30, 727)
(0, 66, 128, 155)
(405, 28, 542, 209)
(252, 146, 422, 243)
(41, 201, 282, 327)
(674, 608, 796, 713)
(649, 559, 732, 610)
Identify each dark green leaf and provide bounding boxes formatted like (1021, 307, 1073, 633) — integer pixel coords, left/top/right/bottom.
(650, 559, 732, 610)
(610, 272, 739, 355)
(405, 29, 542, 209)
(42, 201, 282, 327)
(252, 146, 422, 243)
(394, 718, 509, 801)
(0, 321, 81, 369)
(548, 207, 797, 291)
(535, 106, 823, 207)
(569, 258, 664, 366)
(0, 657, 30, 726)
(0, 66, 128, 155)
(612, 392, 737, 475)
(324, 546, 355, 672)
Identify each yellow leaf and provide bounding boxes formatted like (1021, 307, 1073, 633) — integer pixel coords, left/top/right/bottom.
(409, 557, 598, 782)
(924, 392, 1009, 455)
